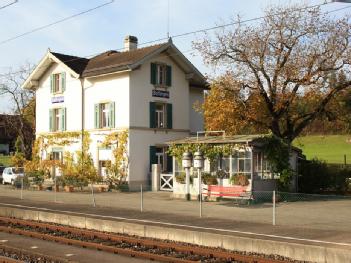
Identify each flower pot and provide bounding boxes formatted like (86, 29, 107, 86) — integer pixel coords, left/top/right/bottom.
(64, 186, 74, 192)
(38, 185, 43, 191)
(55, 185, 60, 192)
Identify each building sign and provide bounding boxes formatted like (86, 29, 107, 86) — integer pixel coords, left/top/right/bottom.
(152, 89, 169, 99)
(52, 96, 64, 104)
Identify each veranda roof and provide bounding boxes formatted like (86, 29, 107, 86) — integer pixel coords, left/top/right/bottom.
(167, 134, 267, 145)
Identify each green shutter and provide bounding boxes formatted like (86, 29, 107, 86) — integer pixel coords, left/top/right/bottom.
(109, 102, 115, 128)
(61, 108, 66, 131)
(149, 102, 156, 128)
(166, 65, 172, 87)
(150, 63, 157, 85)
(149, 146, 157, 171)
(166, 103, 172, 129)
(94, 104, 99, 129)
(50, 74, 54, 93)
(61, 72, 66, 92)
(167, 153, 173, 173)
(49, 109, 53, 132)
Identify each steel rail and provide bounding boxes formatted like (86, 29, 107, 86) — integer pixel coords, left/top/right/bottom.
(0, 216, 293, 263)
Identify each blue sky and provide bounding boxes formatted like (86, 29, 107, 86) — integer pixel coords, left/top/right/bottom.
(0, 0, 350, 112)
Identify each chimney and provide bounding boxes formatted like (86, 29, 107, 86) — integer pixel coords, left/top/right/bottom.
(124, 35, 138, 51)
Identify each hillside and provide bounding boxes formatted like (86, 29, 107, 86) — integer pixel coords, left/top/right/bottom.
(293, 135, 351, 164)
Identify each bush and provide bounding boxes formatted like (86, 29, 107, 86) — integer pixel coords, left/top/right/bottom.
(202, 172, 218, 185)
(298, 159, 351, 194)
(230, 173, 249, 186)
(13, 175, 30, 189)
(175, 172, 193, 184)
(27, 170, 44, 186)
(216, 169, 229, 179)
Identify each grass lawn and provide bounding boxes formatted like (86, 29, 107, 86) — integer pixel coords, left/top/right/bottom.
(293, 135, 351, 164)
(0, 155, 11, 166)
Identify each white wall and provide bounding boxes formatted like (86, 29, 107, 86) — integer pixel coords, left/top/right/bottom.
(129, 54, 190, 129)
(84, 72, 130, 130)
(189, 87, 204, 134)
(36, 63, 82, 134)
(128, 129, 188, 188)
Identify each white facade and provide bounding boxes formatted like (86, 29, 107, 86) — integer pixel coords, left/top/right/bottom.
(30, 39, 206, 189)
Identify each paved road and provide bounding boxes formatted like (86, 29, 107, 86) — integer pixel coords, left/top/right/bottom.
(0, 185, 350, 245)
(0, 231, 149, 263)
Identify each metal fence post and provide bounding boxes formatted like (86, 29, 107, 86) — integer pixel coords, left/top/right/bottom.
(198, 169, 202, 218)
(91, 183, 96, 207)
(20, 177, 23, 200)
(54, 177, 57, 203)
(273, 190, 276, 226)
(141, 184, 144, 212)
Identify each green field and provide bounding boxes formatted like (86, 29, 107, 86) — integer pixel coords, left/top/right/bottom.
(0, 155, 11, 166)
(293, 135, 351, 164)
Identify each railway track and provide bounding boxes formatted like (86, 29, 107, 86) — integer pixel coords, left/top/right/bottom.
(0, 243, 73, 263)
(0, 216, 308, 263)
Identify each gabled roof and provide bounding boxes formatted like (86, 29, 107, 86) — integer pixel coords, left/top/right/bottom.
(50, 52, 89, 75)
(82, 43, 167, 77)
(23, 39, 207, 89)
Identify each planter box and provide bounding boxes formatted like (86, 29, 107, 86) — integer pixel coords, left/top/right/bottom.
(64, 186, 74, 192)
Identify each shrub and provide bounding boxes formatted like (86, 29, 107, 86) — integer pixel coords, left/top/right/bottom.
(230, 173, 249, 186)
(175, 172, 193, 184)
(216, 169, 229, 179)
(298, 159, 351, 194)
(202, 172, 218, 185)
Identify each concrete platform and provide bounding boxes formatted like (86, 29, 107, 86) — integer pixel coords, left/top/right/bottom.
(0, 196, 349, 262)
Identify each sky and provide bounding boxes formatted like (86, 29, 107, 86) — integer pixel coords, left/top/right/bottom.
(0, 0, 350, 113)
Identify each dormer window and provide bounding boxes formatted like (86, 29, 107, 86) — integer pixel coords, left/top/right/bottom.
(151, 63, 172, 87)
(50, 72, 66, 94)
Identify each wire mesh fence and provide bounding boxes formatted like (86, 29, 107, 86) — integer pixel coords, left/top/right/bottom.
(0, 183, 350, 232)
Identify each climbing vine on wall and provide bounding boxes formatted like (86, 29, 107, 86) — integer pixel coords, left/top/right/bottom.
(259, 135, 293, 191)
(100, 130, 129, 187)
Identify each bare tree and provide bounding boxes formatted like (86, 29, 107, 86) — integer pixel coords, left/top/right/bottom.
(0, 63, 35, 158)
(194, 4, 351, 144)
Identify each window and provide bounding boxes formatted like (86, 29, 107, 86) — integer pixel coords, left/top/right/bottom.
(94, 102, 115, 129)
(232, 150, 252, 176)
(99, 160, 110, 177)
(253, 151, 273, 179)
(149, 146, 172, 173)
(50, 73, 66, 93)
(149, 102, 172, 129)
(49, 108, 66, 132)
(155, 103, 165, 128)
(150, 63, 172, 87)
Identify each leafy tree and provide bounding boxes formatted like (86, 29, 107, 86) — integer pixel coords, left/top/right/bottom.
(194, 4, 351, 144)
(0, 64, 35, 158)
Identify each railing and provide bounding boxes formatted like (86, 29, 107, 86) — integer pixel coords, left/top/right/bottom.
(160, 173, 173, 191)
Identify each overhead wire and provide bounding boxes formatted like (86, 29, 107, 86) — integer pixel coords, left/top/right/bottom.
(0, 0, 17, 10)
(0, 0, 114, 45)
(0, 0, 349, 79)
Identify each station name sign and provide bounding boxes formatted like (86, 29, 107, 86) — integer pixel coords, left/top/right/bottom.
(52, 96, 64, 104)
(152, 89, 169, 99)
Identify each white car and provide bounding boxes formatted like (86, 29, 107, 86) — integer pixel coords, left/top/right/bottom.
(2, 167, 24, 185)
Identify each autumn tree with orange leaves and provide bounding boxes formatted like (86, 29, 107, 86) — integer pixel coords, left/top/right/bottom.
(194, 4, 351, 145)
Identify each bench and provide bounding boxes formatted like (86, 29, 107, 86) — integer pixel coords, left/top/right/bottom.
(203, 185, 252, 204)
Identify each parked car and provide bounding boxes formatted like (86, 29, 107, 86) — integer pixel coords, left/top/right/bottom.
(0, 166, 5, 183)
(2, 167, 24, 185)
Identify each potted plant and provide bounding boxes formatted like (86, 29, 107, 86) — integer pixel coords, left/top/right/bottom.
(230, 173, 249, 186)
(202, 172, 218, 185)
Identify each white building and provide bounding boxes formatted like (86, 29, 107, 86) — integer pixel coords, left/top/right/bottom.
(23, 36, 207, 189)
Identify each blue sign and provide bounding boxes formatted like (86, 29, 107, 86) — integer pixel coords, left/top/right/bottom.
(52, 96, 64, 104)
(152, 89, 169, 99)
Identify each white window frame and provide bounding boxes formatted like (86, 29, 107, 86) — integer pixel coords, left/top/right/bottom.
(53, 73, 62, 93)
(99, 103, 110, 128)
(53, 108, 63, 132)
(155, 103, 165, 128)
(156, 64, 167, 86)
